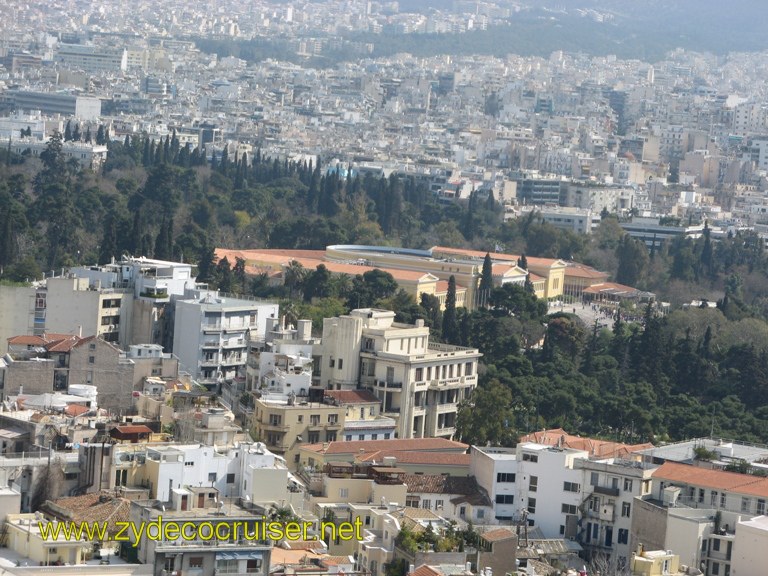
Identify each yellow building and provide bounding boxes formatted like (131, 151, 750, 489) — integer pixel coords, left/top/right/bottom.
(631, 548, 687, 576)
(6, 513, 87, 566)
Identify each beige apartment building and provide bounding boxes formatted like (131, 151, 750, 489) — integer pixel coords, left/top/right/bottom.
(321, 309, 481, 439)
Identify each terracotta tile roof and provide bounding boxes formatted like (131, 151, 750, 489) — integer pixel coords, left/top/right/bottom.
(216, 248, 438, 283)
(324, 390, 380, 404)
(112, 425, 153, 435)
(434, 280, 466, 293)
(302, 438, 468, 455)
(7, 333, 75, 346)
(64, 404, 90, 417)
(40, 492, 131, 536)
(653, 462, 768, 498)
(411, 566, 443, 576)
(46, 336, 84, 353)
(481, 528, 517, 542)
(519, 428, 653, 459)
(583, 282, 643, 294)
(564, 263, 610, 280)
(319, 556, 354, 567)
(401, 474, 491, 507)
(356, 450, 471, 467)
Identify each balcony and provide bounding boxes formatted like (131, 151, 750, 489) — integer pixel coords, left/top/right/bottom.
(222, 339, 246, 349)
(221, 357, 244, 367)
(374, 380, 403, 389)
(203, 340, 221, 349)
(154, 537, 270, 552)
(201, 358, 220, 368)
(593, 485, 620, 497)
(204, 324, 222, 333)
(429, 377, 462, 389)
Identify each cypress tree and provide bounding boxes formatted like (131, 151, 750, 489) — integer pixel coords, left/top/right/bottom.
(479, 252, 494, 308)
(442, 275, 460, 344)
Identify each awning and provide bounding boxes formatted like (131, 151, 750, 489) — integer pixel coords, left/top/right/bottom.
(216, 551, 264, 560)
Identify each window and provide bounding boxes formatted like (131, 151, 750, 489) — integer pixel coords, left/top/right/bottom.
(297, 415, 303, 423)
(339, 488, 349, 498)
(712, 562, 720, 576)
(371, 434, 378, 440)
(758, 499, 766, 515)
(310, 415, 320, 426)
(527, 498, 536, 514)
(359, 434, 365, 440)
(713, 538, 721, 552)
(415, 367, 424, 381)
(699, 488, 705, 503)
(618, 529, 629, 545)
(88, 356, 95, 364)
(89, 343, 96, 351)
(190, 557, 204, 568)
(345, 435, 352, 441)
(406, 496, 419, 507)
(185, 461, 194, 467)
(611, 477, 619, 490)
(326, 432, 337, 442)
(497, 473, 516, 483)
(208, 472, 217, 482)
(269, 414, 281, 426)
(465, 362, 473, 375)
(623, 478, 633, 492)
(338, 359, 343, 370)
(328, 414, 338, 424)
(422, 499, 432, 510)
(496, 495, 514, 504)
(459, 506, 466, 517)
(590, 472, 599, 486)
(308, 432, 319, 443)
(529, 476, 538, 492)
(561, 504, 577, 515)
(384, 433, 391, 439)
(622, 502, 631, 517)
(435, 500, 444, 510)
(559, 525, 565, 535)
(563, 481, 580, 492)
(329, 358, 335, 368)
(720, 492, 727, 508)
(522, 453, 538, 463)
(711, 491, 718, 507)
(246, 559, 263, 573)
(741, 497, 751, 513)
(476, 509, 485, 519)
(226, 473, 235, 484)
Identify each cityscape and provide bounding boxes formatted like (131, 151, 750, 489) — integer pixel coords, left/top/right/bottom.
(2, 1, 768, 576)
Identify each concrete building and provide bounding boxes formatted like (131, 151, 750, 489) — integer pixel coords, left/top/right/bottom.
(732, 515, 768, 576)
(320, 309, 481, 439)
(172, 292, 278, 387)
(1, 90, 102, 120)
(54, 43, 127, 73)
(8, 137, 109, 169)
(44, 276, 131, 345)
(470, 446, 519, 521)
(0, 284, 38, 353)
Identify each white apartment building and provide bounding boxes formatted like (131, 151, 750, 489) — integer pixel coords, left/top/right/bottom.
(515, 443, 587, 538)
(732, 515, 768, 576)
(574, 458, 655, 570)
(320, 309, 481, 439)
(172, 292, 278, 386)
(470, 446, 519, 521)
(54, 43, 127, 73)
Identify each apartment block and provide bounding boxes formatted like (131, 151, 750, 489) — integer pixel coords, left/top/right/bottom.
(172, 292, 278, 386)
(321, 309, 481, 439)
